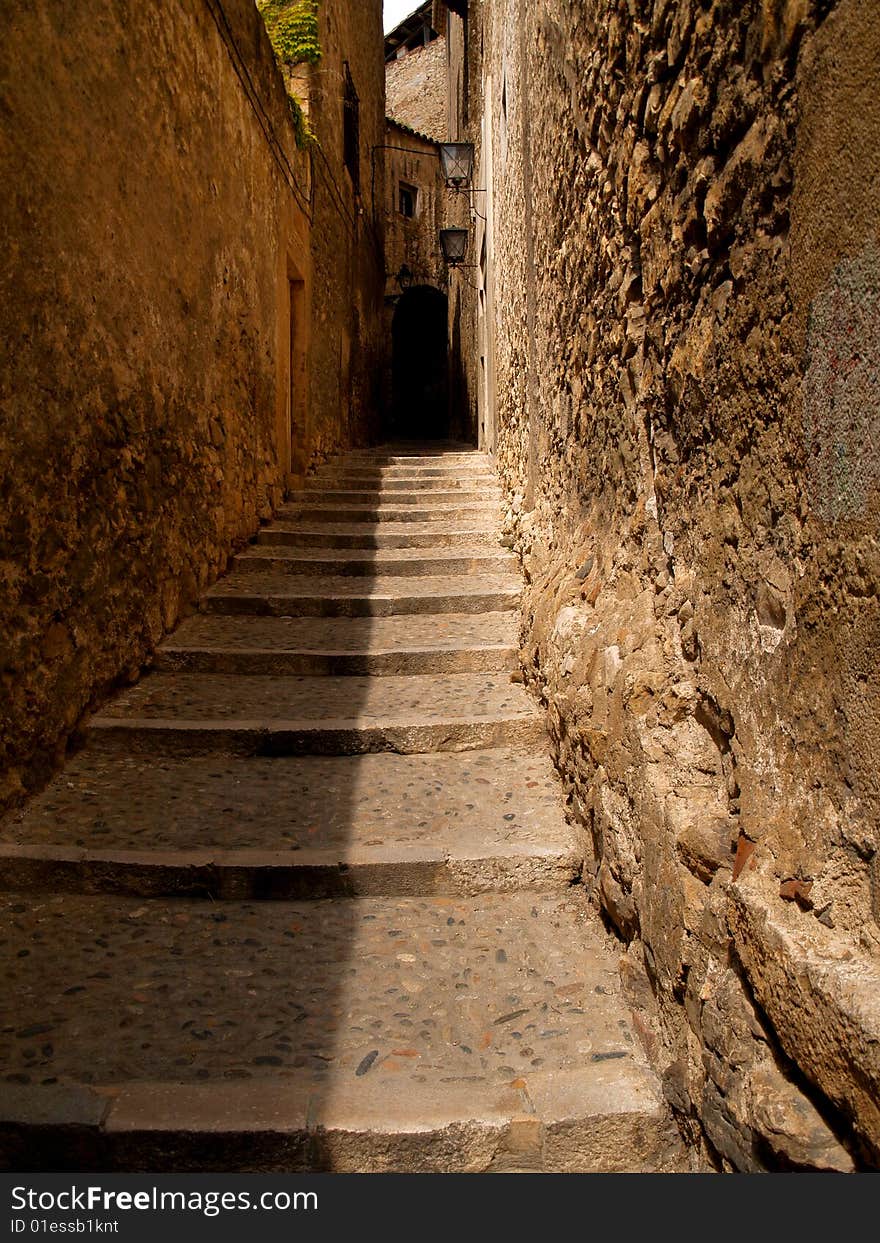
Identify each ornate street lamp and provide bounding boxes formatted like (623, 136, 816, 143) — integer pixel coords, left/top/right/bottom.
(438, 142, 474, 189)
(439, 227, 469, 266)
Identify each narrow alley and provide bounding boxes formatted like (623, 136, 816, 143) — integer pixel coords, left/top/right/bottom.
(2, 0, 879, 1184)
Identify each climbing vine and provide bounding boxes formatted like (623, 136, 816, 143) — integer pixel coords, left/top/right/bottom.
(288, 95, 313, 149)
(257, 0, 320, 148)
(257, 0, 321, 66)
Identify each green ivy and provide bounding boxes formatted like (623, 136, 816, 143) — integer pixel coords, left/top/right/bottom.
(288, 94, 315, 149)
(257, 0, 319, 148)
(257, 0, 321, 66)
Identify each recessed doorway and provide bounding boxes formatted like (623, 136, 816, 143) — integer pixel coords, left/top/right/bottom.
(391, 285, 449, 440)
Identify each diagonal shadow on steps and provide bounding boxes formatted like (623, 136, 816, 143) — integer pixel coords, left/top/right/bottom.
(0, 441, 680, 1173)
(0, 440, 540, 1168)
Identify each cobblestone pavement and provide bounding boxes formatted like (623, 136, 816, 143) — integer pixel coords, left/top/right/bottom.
(204, 570, 521, 611)
(97, 671, 537, 722)
(2, 748, 564, 854)
(0, 890, 636, 1087)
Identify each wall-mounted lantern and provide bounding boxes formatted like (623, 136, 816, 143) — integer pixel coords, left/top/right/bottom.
(439, 142, 474, 189)
(439, 227, 469, 266)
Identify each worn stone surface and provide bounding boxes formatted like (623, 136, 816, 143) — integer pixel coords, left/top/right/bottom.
(696, 958, 854, 1173)
(446, 0, 880, 1168)
(258, 521, 502, 548)
(159, 610, 518, 653)
(0, 889, 684, 1172)
(93, 670, 538, 727)
(288, 484, 501, 501)
(233, 548, 513, 579)
(280, 500, 501, 522)
(302, 477, 498, 492)
(156, 610, 518, 674)
(202, 570, 521, 616)
(0, 747, 568, 857)
(0, 889, 630, 1087)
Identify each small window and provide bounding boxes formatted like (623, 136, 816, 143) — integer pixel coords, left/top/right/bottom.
(398, 183, 417, 218)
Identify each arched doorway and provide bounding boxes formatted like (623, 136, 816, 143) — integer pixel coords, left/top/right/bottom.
(391, 285, 449, 440)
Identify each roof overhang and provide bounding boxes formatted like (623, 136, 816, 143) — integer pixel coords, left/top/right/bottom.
(384, 3, 437, 62)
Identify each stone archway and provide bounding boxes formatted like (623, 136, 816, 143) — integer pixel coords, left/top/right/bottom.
(391, 285, 449, 439)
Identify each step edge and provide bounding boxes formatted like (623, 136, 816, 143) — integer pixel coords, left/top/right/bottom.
(0, 1064, 668, 1138)
(0, 841, 575, 869)
(156, 644, 518, 657)
(89, 712, 543, 732)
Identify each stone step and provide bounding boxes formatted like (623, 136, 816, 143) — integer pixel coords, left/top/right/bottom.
(349, 441, 478, 451)
(310, 469, 498, 485)
(233, 547, 515, 578)
(0, 748, 578, 898)
(203, 572, 520, 618)
(88, 671, 544, 756)
(315, 453, 493, 469)
(0, 890, 683, 1172)
(155, 612, 518, 675)
(256, 523, 502, 550)
(289, 488, 501, 505)
(279, 502, 501, 524)
(344, 450, 489, 464)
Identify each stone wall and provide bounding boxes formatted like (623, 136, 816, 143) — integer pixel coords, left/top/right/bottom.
(386, 36, 448, 141)
(449, 0, 880, 1170)
(299, 0, 386, 468)
(0, 0, 381, 813)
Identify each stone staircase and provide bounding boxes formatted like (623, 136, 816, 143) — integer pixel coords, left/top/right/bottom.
(0, 444, 685, 1172)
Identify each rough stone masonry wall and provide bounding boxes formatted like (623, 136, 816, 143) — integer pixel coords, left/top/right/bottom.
(386, 36, 449, 141)
(473, 0, 880, 1169)
(0, 0, 313, 811)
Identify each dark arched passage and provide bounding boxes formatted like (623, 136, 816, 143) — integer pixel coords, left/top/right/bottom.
(391, 285, 449, 440)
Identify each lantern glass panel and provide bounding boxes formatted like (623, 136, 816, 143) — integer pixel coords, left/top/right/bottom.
(440, 228, 469, 265)
(439, 142, 474, 188)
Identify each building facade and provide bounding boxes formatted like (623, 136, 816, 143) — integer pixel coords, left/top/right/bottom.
(298, 0, 387, 467)
(0, 0, 385, 813)
(381, 4, 466, 441)
(381, 120, 449, 438)
(385, 2, 448, 141)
